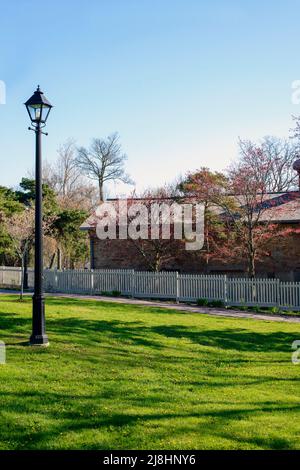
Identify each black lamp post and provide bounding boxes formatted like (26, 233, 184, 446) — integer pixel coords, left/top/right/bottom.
(25, 86, 53, 346)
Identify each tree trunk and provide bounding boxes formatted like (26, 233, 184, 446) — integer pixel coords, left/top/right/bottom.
(99, 180, 104, 202)
(20, 255, 25, 301)
(57, 247, 62, 270)
(248, 240, 256, 278)
(247, 225, 256, 278)
(154, 261, 160, 272)
(205, 222, 209, 273)
(248, 254, 256, 278)
(23, 248, 29, 290)
(49, 252, 56, 269)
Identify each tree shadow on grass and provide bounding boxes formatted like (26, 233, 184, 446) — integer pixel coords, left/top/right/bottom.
(43, 295, 300, 354)
(149, 325, 300, 353)
(0, 312, 30, 337)
(47, 317, 165, 350)
(0, 315, 299, 450)
(1, 387, 299, 449)
(46, 315, 300, 354)
(0, 303, 299, 355)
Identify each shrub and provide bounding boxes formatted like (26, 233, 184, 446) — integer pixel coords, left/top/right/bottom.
(270, 306, 280, 314)
(196, 298, 209, 306)
(111, 290, 121, 297)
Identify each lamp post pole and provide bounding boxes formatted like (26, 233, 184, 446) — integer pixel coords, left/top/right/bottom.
(30, 121, 48, 346)
(25, 86, 53, 347)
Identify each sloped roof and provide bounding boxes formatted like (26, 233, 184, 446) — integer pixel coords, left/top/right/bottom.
(259, 193, 300, 222)
(81, 191, 300, 230)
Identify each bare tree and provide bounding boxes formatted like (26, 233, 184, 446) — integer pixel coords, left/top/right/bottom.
(239, 136, 298, 192)
(217, 148, 294, 277)
(5, 209, 35, 299)
(127, 187, 181, 272)
(76, 133, 133, 202)
(43, 139, 98, 211)
(52, 139, 81, 197)
(5, 208, 57, 298)
(180, 151, 296, 277)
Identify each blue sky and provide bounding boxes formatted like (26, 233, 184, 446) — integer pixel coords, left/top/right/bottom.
(1, 0, 300, 195)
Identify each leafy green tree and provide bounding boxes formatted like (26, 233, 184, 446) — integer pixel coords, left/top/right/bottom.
(53, 209, 89, 269)
(15, 177, 58, 215)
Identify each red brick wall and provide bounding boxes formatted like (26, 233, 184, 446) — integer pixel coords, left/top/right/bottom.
(89, 227, 300, 280)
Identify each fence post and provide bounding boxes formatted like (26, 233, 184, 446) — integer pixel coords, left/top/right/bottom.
(277, 278, 281, 310)
(176, 272, 180, 304)
(54, 269, 58, 292)
(131, 270, 135, 298)
(224, 275, 228, 306)
(3, 266, 5, 288)
(90, 269, 94, 295)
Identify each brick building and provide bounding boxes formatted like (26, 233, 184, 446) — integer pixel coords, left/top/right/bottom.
(81, 191, 300, 280)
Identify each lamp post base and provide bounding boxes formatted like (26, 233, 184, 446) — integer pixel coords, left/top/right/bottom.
(30, 294, 49, 346)
(29, 335, 49, 347)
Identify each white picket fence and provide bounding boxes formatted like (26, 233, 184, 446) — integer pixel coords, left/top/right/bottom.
(0, 266, 34, 288)
(1, 267, 300, 310)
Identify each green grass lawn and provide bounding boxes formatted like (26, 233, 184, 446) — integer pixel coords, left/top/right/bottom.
(0, 295, 299, 450)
